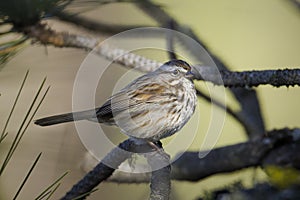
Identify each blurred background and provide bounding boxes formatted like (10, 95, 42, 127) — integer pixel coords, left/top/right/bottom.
(0, 0, 300, 199)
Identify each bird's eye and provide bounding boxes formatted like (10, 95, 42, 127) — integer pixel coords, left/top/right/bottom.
(172, 69, 180, 76)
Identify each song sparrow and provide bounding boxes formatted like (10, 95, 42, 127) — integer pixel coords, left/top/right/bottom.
(35, 60, 197, 142)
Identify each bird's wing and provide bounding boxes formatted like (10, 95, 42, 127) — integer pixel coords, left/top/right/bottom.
(94, 82, 176, 124)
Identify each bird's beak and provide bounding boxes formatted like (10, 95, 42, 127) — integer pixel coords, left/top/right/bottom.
(185, 71, 195, 79)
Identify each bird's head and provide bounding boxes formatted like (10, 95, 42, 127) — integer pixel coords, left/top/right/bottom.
(158, 59, 195, 80)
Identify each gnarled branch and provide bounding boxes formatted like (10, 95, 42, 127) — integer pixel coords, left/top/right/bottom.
(22, 23, 300, 88)
(61, 139, 171, 200)
(107, 128, 300, 183)
(194, 66, 300, 88)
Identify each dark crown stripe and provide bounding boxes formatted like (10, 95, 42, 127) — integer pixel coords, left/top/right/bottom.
(164, 59, 191, 71)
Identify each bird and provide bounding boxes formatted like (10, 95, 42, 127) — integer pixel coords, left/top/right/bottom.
(35, 60, 197, 142)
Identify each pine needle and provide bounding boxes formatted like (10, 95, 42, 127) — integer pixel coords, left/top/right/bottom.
(0, 76, 48, 176)
(0, 70, 29, 139)
(13, 152, 42, 200)
(35, 171, 69, 200)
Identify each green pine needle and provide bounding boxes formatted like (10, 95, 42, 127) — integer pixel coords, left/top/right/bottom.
(45, 183, 61, 200)
(0, 70, 29, 139)
(0, 132, 8, 143)
(35, 171, 69, 200)
(35, 190, 52, 200)
(13, 152, 43, 200)
(0, 67, 67, 200)
(0, 36, 28, 68)
(0, 76, 48, 176)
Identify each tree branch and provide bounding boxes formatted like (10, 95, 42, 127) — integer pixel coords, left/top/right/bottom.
(194, 66, 300, 88)
(61, 139, 171, 200)
(22, 23, 300, 88)
(171, 129, 295, 181)
(144, 147, 171, 200)
(61, 139, 134, 200)
(23, 23, 98, 49)
(107, 128, 300, 183)
(96, 44, 162, 72)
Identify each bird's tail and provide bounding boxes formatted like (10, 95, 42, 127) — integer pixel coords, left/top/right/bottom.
(34, 109, 96, 126)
